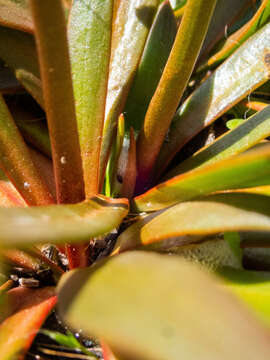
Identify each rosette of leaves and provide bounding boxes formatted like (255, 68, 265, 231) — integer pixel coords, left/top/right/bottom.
(1, 0, 270, 359)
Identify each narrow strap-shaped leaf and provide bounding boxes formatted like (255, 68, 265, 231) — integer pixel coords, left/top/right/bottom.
(136, 0, 217, 188)
(120, 193, 270, 250)
(134, 144, 270, 212)
(30, 0, 84, 204)
(0, 195, 129, 247)
(198, 0, 251, 61)
(0, 0, 33, 34)
(0, 287, 56, 360)
(203, 0, 270, 70)
(124, 1, 177, 136)
(100, 0, 159, 182)
(166, 105, 270, 178)
(58, 252, 270, 360)
(112, 128, 137, 199)
(156, 22, 270, 177)
(105, 114, 125, 197)
(68, 0, 113, 196)
(15, 69, 43, 108)
(0, 95, 54, 206)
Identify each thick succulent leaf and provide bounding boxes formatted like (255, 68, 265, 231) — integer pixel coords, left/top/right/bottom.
(0, 287, 56, 360)
(199, 0, 251, 61)
(30, 0, 85, 204)
(0, 195, 128, 247)
(124, 1, 177, 136)
(0, 0, 33, 34)
(69, 0, 113, 196)
(15, 69, 44, 108)
(166, 105, 270, 178)
(205, 0, 270, 70)
(156, 22, 270, 177)
(134, 144, 270, 212)
(219, 268, 270, 328)
(120, 193, 270, 251)
(136, 0, 217, 187)
(58, 252, 270, 360)
(0, 94, 54, 206)
(100, 0, 159, 182)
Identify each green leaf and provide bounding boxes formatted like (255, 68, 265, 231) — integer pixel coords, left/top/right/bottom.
(199, 0, 250, 61)
(156, 22, 270, 177)
(58, 252, 270, 360)
(118, 193, 270, 251)
(30, 0, 85, 204)
(68, 0, 113, 196)
(40, 329, 96, 357)
(100, 0, 159, 182)
(0, 195, 129, 247)
(0, 287, 56, 360)
(136, 0, 217, 188)
(134, 144, 270, 212)
(0, 0, 33, 34)
(204, 0, 270, 70)
(124, 1, 177, 136)
(166, 105, 270, 178)
(219, 267, 270, 328)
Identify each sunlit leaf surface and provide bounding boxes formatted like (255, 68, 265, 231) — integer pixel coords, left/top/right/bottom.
(156, 22, 270, 176)
(118, 193, 270, 251)
(0, 287, 56, 360)
(0, 195, 128, 247)
(134, 145, 270, 212)
(58, 252, 270, 360)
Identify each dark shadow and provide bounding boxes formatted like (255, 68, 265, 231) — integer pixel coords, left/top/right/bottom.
(135, 6, 157, 29)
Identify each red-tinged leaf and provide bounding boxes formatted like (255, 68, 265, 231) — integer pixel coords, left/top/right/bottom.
(0, 287, 56, 360)
(0, 249, 41, 271)
(0, 170, 26, 208)
(134, 144, 270, 212)
(68, 0, 113, 196)
(119, 193, 270, 251)
(0, 0, 33, 34)
(100, 0, 159, 183)
(136, 0, 217, 189)
(58, 252, 270, 360)
(0, 195, 129, 247)
(0, 95, 54, 206)
(29, 149, 56, 200)
(166, 105, 270, 178)
(30, 0, 85, 204)
(156, 22, 270, 177)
